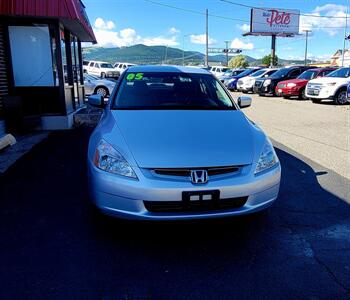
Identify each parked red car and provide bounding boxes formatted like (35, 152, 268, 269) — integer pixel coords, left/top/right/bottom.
(275, 68, 337, 100)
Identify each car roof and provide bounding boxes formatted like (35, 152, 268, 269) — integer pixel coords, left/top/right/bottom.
(127, 65, 211, 74)
(90, 61, 109, 64)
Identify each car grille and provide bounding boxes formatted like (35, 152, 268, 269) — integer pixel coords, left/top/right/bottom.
(153, 166, 240, 177)
(278, 83, 286, 88)
(254, 80, 263, 88)
(144, 196, 248, 213)
(237, 80, 243, 86)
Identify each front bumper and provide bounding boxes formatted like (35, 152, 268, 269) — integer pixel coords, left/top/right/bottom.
(275, 87, 300, 97)
(240, 84, 254, 92)
(88, 162, 281, 220)
(306, 86, 335, 99)
(257, 84, 275, 95)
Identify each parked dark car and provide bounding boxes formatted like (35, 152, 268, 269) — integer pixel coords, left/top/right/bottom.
(224, 68, 262, 91)
(254, 66, 315, 96)
(275, 67, 337, 100)
(220, 68, 245, 83)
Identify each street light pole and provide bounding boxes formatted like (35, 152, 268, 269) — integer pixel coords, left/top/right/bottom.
(303, 29, 311, 66)
(182, 36, 185, 66)
(205, 9, 209, 67)
(225, 40, 230, 66)
(342, 0, 349, 67)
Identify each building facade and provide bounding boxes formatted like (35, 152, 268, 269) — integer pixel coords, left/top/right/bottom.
(0, 0, 96, 134)
(331, 49, 350, 67)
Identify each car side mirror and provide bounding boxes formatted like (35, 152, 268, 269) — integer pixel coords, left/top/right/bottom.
(237, 96, 252, 109)
(88, 94, 105, 108)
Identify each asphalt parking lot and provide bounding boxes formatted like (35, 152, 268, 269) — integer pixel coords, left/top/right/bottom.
(0, 125, 349, 299)
(234, 92, 350, 181)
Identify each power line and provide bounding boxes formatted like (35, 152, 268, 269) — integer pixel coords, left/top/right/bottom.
(220, 0, 349, 19)
(144, 0, 347, 29)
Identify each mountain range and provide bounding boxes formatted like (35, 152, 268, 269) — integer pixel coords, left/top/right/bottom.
(82, 44, 313, 66)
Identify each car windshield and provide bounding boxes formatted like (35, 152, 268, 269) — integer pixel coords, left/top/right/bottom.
(298, 70, 318, 80)
(326, 68, 350, 78)
(237, 69, 254, 77)
(270, 68, 291, 78)
(113, 72, 236, 110)
(100, 63, 114, 68)
(231, 70, 244, 76)
(250, 69, 266, 77)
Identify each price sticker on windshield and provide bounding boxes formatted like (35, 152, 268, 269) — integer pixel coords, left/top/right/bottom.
(126, 73, 144, 81)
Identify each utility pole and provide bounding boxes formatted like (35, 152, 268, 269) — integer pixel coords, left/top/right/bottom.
(342, 0, 349, 67)
(182, 36, 185, 66)
(164, 45, 168, 65)
(303, 30, 311, 66)
(270, 35, 276, 67)
(225, 40, 230, 66)
(205, 9, 209, 67)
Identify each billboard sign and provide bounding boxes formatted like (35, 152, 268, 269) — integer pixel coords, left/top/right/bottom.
(250, 8, 300, 34)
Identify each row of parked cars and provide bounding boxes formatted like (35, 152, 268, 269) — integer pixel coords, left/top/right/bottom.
(211, 65, 349, 105)
(83, 60, 136, 78)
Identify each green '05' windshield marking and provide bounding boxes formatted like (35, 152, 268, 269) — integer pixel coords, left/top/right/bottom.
(126, 73, 144, 81)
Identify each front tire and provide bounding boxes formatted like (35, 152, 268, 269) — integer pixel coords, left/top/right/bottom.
(333, 89, 347, 105)
(298, 88, 307, 100)
(95, 86, 108, 98)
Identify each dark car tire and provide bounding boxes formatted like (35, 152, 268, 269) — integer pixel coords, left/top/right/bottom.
(333, 89, 347, 105)
(298, 88, 307, 100)
(101, 72, 106, 78)
(94, 86, 108, 98)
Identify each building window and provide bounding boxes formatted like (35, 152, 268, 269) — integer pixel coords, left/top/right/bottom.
(8, 25, 55, 87)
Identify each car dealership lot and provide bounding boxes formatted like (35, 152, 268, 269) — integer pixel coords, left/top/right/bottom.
(0, 125, 349, 299)
(238, 93, 350, 182)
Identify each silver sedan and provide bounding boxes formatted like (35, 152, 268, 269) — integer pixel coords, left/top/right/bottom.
(84, 74, 116, 98)
(87, 66, 281, 220)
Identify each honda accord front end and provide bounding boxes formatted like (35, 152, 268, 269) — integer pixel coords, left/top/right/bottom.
(87, 66, 281, 220)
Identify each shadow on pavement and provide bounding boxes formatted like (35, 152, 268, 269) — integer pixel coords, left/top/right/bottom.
(0, 128, 349, 300)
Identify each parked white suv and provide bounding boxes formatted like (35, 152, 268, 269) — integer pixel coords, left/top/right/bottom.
(306, 67, 350, 105)
(114, 62, 136, 75)
(237, 68, 279, 93)
(86, 61, 119, 78)
(210, 66, 230, 78)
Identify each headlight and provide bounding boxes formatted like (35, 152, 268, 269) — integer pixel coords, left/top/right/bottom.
(326, 82, 337, 86)
(263, 79, 271, 87)
(93, 139, 138, 179)
(254, 139, 279, 175)
(287, 83, 296, 87)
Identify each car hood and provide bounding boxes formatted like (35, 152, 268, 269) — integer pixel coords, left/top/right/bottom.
(279, 78, 308, 85)
(96, 79, 116, 85)
(109, 110, 255, 168)
(308, 77, 350, 85)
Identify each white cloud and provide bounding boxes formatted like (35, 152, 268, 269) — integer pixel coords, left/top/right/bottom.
(236, 24, 250, 32)
(300, 4, 348, 36)
(168, 27, 180, 34)
(230, 38, 254, 50)
(94, 18, 115, 30)
(142, 36, 178, 46)
(92, 18, 179, 47)
(190, 34, 217, 45)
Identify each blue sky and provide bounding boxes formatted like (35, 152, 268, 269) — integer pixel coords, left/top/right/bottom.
(83, 0, 349, 61)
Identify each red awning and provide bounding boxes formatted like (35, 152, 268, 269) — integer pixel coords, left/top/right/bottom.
(0, 0, 96, 43)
